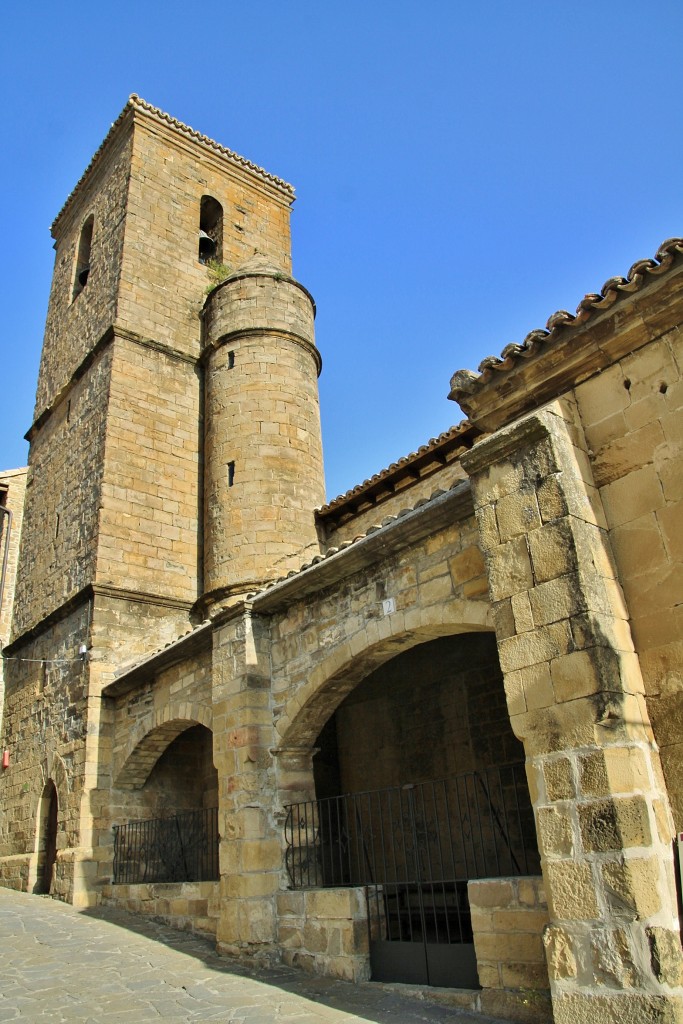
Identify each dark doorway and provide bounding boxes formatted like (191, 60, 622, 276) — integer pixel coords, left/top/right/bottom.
(302, 633, 539, 988)
(35, 781, 58, 894)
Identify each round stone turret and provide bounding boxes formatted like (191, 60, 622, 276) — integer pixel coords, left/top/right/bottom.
(201, 255, 325, 609)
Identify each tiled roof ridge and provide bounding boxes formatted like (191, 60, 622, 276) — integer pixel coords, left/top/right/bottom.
(449, 236, 683, 402)
(252, 479, 464, 599)
(52, 95, 295, 233)
(317, 420, 473, 514)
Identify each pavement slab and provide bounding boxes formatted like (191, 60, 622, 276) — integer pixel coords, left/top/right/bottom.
(0, 889, 523, 1024)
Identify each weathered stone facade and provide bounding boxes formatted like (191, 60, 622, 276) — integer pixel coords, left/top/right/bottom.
(1, 96, 682, 1023)
(0, 467, 27, 735)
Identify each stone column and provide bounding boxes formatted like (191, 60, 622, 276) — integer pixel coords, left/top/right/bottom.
(212, 605, 281, 961)
(461, 398, 683, 1024)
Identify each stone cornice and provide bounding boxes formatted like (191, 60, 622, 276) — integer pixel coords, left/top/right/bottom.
(449, 238, 683, 432)
(26, 326, 196, 442)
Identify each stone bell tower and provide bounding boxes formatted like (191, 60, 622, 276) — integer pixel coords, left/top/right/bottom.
(13, 94, 324, 644)
(0, 96, 324, 903)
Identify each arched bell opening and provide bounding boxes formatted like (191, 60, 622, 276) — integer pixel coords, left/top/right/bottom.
(72, 214, 94, 299)
(34, 780, 58, 895)
(198, 195, 223, 264)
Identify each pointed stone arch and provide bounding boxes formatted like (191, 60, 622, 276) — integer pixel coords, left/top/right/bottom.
(276, 599, 492, 750)
(115, 702, 213, 790)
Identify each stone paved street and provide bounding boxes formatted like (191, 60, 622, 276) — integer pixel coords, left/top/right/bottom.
(0, 889, 522, 1024)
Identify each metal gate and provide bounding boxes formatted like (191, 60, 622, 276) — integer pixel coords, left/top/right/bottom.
(113, 807, 219, 884)
(284, 762, 539, 987)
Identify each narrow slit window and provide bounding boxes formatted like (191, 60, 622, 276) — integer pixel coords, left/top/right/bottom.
(228, 461, 235, 487)
(72, 215, 94, 300)
(199, 196, 223, 264)
(228, 350, 235, 369)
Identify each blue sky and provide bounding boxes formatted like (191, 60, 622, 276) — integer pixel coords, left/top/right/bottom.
(1, 1, 681, 501)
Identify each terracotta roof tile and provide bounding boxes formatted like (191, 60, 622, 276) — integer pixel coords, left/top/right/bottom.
(449, 237, 683, 403)
(317, 420, 473, 515)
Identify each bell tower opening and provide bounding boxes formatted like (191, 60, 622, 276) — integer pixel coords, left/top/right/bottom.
(199, 195, 223, 264)
(72, 214, 94, 299)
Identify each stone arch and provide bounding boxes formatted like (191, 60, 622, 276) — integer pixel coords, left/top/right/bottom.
(27, 752, 70, 847)
(276, 599, 492, 750)
(115, 702, 213, 790)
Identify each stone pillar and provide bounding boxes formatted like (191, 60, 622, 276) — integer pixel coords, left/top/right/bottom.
(212, 605, 281, 961)
(461, 398, 683, 1024)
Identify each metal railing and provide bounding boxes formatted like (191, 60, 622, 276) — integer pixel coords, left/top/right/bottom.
(284, 762, 539, 892)
(113, 807, 219, 885)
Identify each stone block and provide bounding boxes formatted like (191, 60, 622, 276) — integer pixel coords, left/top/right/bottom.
(578, 796, 652, 852)
(498, 621, 572, 674)
(536, 473, 569, 524)
(305, 888, 356, 919)
(519, 662, 556, 712)
(469, 878, 515, 909)
(529, 575, 584, 626)
(544, 860, 599, 920)
(601, 464, 666, 528)
(487, 535, 534, 601)
(496, 487, 542, 541)
(542, 757, 575, 802)
(449, 545, 486, 584)
(578, 746, 649, 798)
(511, 592, 534, 633)
(601, 857, 662, 919)
(550, 649, 603, 703)
(552, 991, 683, 1024)
(646, 927, 683, 987)
(527, 520, 575, 583)
(537, 806, 575, 857)
(475, 931, 544, 963)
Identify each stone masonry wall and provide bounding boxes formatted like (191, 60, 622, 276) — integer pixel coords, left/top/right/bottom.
(573, 331, 683, 827)
(0, 468, 27, 646)
(0, 468, 27, 737)
(202, 271, 324, 601)
(35, 131, 131, 417)
(276, 888, 370, 982)
(461, 399, 683, 1024)
(13, 347, 112, 637)
(116, 115, 293, 359)
(209, 495, 494, 959)
(469, 876, 551, 1024)
(101, 880, 219, 938)
(0, 600, 92, 901)
(95, 336, 201, 604)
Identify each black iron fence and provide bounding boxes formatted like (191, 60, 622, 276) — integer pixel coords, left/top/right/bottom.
(284, 763, 538, 892)
(284, 761, 539, 980)
(113, 807, 219, 885)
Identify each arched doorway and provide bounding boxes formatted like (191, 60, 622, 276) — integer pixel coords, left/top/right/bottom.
(113, 724, 219, 884)
(284, 633, 539, 987)
(34, 781, 58, 894)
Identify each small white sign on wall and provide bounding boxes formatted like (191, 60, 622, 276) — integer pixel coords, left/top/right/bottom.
(382, 597, 396, 616)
